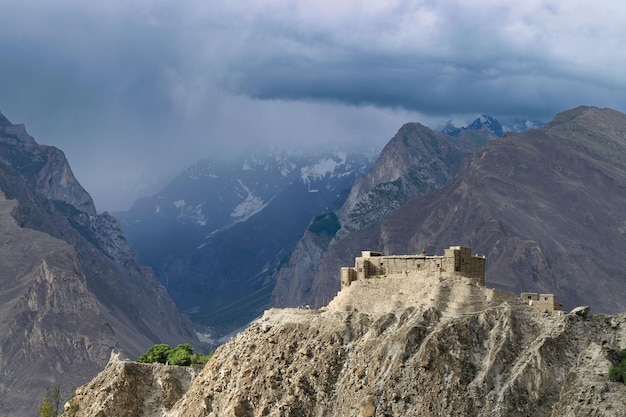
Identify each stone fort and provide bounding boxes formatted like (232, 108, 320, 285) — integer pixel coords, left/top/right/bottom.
(341, 245, 486, 289)
(339, 245, 563, 313)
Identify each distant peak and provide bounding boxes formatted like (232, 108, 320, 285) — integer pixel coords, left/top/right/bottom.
(466, 115, 503, 137)
(441, 114, 503, 137)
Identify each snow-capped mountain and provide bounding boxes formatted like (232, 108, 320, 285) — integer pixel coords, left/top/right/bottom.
(442, 115, 543, 138)
(442, 114, 504, 137)
(115, 148, 375, 337)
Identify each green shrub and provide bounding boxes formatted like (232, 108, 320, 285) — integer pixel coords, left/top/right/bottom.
(137, 343, 170, 364)
(167, 344, 194, 366)
(137, 343, 212, 366)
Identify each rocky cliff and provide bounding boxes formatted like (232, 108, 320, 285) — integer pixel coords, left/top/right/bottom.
(64, 271, 626, 417)
(336, 122, 477, 234)
(0, 113, 200, 416)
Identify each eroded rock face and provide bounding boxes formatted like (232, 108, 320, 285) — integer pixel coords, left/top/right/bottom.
(65, 276, 626, 417)
(336, 122, 476, 234)
(63, 354, 200, 417)
(0, 193, 116, 416)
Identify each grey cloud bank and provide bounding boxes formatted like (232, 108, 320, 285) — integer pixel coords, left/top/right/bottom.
(0, 0, 624, 210)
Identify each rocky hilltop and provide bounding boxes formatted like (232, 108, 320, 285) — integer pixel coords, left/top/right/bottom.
(64, 259, 626, 417)
(0, 113, 199, 416)
(278, 106, 626, 313)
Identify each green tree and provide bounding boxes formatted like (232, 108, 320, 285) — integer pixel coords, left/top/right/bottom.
(137, 343, 171, 364)
(137, 343, 213, 365)
(167, 344, 193, 366)
(38, 384, 60, 417)
(38, 397, 53, 417)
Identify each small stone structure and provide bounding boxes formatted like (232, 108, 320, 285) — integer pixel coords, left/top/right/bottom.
(341, 245, 486, 289)
(520, 292, 563, 313)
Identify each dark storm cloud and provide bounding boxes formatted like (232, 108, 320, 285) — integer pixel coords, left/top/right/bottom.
(0, 0, 624, 210)
(226, 1, 626, 120)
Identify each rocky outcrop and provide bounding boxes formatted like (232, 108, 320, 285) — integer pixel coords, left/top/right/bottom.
(90, 211, 137, 267)
(63, 353, 200, 417)
(64, 273, 626, 417)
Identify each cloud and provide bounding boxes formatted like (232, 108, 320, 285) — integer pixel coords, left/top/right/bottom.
(226, 0, 626, 118)
(0, 0, 624, 210)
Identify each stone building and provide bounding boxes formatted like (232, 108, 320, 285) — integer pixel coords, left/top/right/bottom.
(520, 292, 563, 313)
(341, 245, 486, 289)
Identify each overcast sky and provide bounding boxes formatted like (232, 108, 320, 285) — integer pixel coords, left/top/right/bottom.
(1, 0, 625, 211)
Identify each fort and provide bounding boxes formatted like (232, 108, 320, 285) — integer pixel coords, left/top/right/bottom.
(337, 245, 563, 314)
(341, 245, 486, 289)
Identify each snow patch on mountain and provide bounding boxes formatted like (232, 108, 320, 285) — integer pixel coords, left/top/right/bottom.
(300, 158, 342, 185)
(230, 180, 267, 221)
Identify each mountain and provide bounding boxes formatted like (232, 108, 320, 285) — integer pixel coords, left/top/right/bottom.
(286, 106, 626, 314)
(272, 123, 489, 308)
(442, 114, 505, 138)
(0, 113, 199, 416)
(64, 266, 626, 417)
(115, 150, 374, 338)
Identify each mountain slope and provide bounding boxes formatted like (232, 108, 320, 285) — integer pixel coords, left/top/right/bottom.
(0, 113, 199, 416)
(272, 122, 488, 308)
(116, 150, 374, 336)
(299, 106, 626, 313)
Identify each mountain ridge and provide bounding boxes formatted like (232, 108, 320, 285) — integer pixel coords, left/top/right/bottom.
(0, 112, 200, 416)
